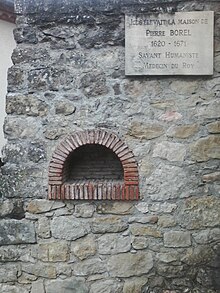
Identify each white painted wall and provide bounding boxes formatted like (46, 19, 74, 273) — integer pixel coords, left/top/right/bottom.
(0, 19, 16, 154)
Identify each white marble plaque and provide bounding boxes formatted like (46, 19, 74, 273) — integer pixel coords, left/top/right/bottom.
(125, 11, 214, 75)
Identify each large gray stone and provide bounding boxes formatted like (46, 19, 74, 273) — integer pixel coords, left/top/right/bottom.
(0, 285, 29, 293)
(51, 216, 89, 240)
(97, 202, 134, 215)
(177, 196, 220, 229)
(98, 234, 131, 254)
(31, 280, 45, 293)
(90, 279, 123, 293)
(0, 219, 36, 245)
(71, 235, 96, 260)
(22, 263, 57, 279)
(45, 278, 88, 293)
(145, 164, 188, 201)
(153, 141, 186, 162)
(108, 252, 153, 277)
(92, 216, 128, 233)
(26, 199, 65, 214)
(0, 264, 19, 283)
(72, 258, 106, 276)
(74, 203, 95, 218)
(33, 241, 69, 262)
(190, 135, 220, 162)
(164, 231, 191, 247)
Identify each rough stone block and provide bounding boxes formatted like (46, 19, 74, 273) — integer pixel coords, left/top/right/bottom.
(71, 235, 96, 260)
(90, 279, 123, 293)
(190, 135, 220, 162)
(45, 278, 88, 293)
(51, 216, 89, 240)
(97, 234, 131, 254)
(72, 258, 106, 276)
(164, 231, 191, 247)
(153, 141, 186, 162)
(177, 196, 220, 229)
(128, 122, 164, 140)
(34, 241, 69, 262)
(108, 252, 153, 277)
(31, 280, 45, 293)
(74, 203, 95, 218)
(130, 224, 162, 238)
(97, 202, 134, 215)
(92, 216, 128, 233)
(0, 219, 36, 245)
(26, 199, 65, 214)
(0, 264, 19, 283)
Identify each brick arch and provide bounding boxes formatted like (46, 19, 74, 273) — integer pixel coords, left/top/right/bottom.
(48, 129, 139, 200)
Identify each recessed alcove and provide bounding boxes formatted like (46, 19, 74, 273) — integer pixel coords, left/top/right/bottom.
(63, 144, 124, 183)
(48, 129, 139, 200)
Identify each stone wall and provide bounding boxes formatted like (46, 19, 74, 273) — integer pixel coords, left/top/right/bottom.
(0, 0, 220, 292)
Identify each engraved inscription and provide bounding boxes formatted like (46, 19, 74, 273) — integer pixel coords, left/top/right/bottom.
(125, 11, 214, 75)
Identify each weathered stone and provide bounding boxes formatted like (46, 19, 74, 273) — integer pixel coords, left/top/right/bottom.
(167, 124, 199, 139)
(135, 202, 149, 213)
(51, 216, 89, 240)
(4, 117, 41, 139)
(156, 252, 179, 263)
(0, 246, 22, 262)
(159, 111, 182, 122)
(202, 172, 220, 183)
(0, 264, 19, 282)
(197, 100, 220, 119)
(22, 263, 56, 279)
(71, 235, 96, 260)
(45, 278, 89, 293)
(37, 217, 51, 238)
(153, 141, 186, 162)
(92, 216, 128, 233)
(157, 264, 185, 278)
(26, 200, 65, 214)
(0, 285, 29, 293)
(207, 121, 220, 133)
(98, 234, 131, 254)
(130, 224, 162, 238)
(128, 122, 164, 140)
(150, 99, 175, 109)
(164, 231, 191, 247)
(31, 280, 45, 293)
(27, 142, 46, 163)
(7, 66, 25, 92)
(34, 241, 69, 262)
(0, 219, 36, 245)
(146, 164, 189, 201)
(72, 258, 106, 276)
(18, 272, 37, 284)
(128, 215, 158, 224)
(181, 246, 214, 266)
(193, 228, 220, 244)
(158, 215, 176, 228)
(132, 236, 149, 250)
(108, 252, 153, 277)
(80, 71, 108, 97)
(150, 202, 177, 213)
(191, 135, 220, 162)
(170, 80, 199, 94)
(178, 196, 220, 229)
(0, 199, 15, 218)
(90, 279, 123, 293)
(123, 276, 148, 293)
(74, 203, 95, 218)
(97, 202, 134, 215)
(55, 100, 76, 115)
(6, 94, 48, 116)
